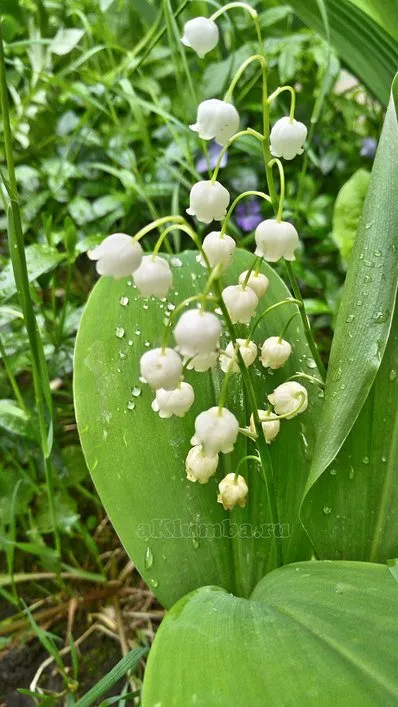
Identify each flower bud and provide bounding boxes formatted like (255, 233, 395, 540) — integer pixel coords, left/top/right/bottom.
(260, 336, 292, 370)
(197, 231, 236, 271)
(270, 116, 307, 160)
(174, 309, 221, 357)
(217, 473, 248, 511)
(238, 270, 269, 299)
(268, 381, 308, 419)
(185, 351, 219, 372)
(190, 99, 240, 146)
(151, 382, 194, 419)
(187, 180, 230, 224)
(250, 410, 280, 444)
(191, 406, 239, 455)
(185, 445, 219, 484)
(88, 233, 143, 277)
(255, 219, 299, 262)
(181, 17, 219, 58)
(140, 348, 182, 391)
(133, 255, 172, 298)
(220, 339, 257, 373)
(222, 284, 258, 324)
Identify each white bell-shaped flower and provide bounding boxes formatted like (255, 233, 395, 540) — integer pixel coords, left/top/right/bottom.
(185, 351, 219, 373)
(88, 233, 143, 277)
(217, 473, 248, 511)
(151, 382, 194, 419)
(270, 116, 307, 160)
(190, 99, 240, 146)
(222, 284, 258, 324)
(260, 336, 292, 370)
(250, 410, 280, 444)
(133, 255, 172, 298)
(185, 445, 219, 484)
(255, 219, 299, 262)
(197, 231, 236, 271)
(268, 381, 308, 419)
(181, 17, 219, 58)
(187, 180, 230, 224)
(238, 270, 269, 299)
(140, 348, 182, 391)
(174, 309, 221, 357)
(191, 406, 239, 455)
(220, 339, 257, 373)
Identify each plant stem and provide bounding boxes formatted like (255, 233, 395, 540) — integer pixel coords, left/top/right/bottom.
(0, 23, 60, 558)
(284, 261, 326, 379)
(214, 281, 283, 568)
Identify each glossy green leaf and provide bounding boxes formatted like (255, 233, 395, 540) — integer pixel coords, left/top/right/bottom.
(349, 0, 398, 40)
(74, 250, 322, 608)
(289, 0, 398, 105)
(143, 561, 398, 706)
(332, 168, 371, 264)
(0, 243, 65, 302)
(303, 76, 398, 498)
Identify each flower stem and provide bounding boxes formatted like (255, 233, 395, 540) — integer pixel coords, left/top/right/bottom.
(268, 85, 296, 121)
(278, 311, 300, 343)
(268, 158, 285, 222)
(247, 298, 302, 343)
(211, 129, 264, 184)
(221, 191, 271, 237)
(284, 261, 326, 380)
(214, 280, 283, 568)
(224, 54, 266, 102)
(211, 2, 258, 22)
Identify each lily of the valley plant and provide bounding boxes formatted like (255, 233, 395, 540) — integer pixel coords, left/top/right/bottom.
(88, 1, 318, 514)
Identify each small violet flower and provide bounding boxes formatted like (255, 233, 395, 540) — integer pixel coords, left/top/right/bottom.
(196, 141, 228, 174)
(235, 198, 263, 232)
(360, 137, 377, 159)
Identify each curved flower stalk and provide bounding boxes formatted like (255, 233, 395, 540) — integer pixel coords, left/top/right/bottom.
(85, 6, 328, 565)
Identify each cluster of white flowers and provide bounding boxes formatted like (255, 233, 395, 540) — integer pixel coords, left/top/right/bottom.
(87, 7, 315, 512)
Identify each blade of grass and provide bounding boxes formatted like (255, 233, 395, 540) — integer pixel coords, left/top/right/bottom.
(75, 647, 148, 707)
(0, 20, 60, 558)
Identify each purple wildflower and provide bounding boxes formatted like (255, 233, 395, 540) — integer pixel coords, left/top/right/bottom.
(235, 198, 262, 232)
(360, 137, 377, 159)
(196, 141, 228, 174)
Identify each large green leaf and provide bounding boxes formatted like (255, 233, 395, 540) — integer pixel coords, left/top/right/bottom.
(143, 561, 398, 706)
(289, 0, 398, 105)
(301, 302, 398, 562)
(302, 76, 398, 509)
(349, 0, 398, 41)
(74, 250, 322, 608)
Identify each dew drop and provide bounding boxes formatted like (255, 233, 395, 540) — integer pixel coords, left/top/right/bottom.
(349, 467, 355, 480)
(119, 351, 127, 360)
(150, 578, 159, 588)
(127, 401, 136, 411)
(119, 296, 129, 306)
(389, 369, 397, 381)
(306, 358, 317, 369)
(192, 538, 200, 550)
(373, 310, 389, 323)
(115, 326, 125, 338)
(362, 456, 370, 465)
(365, 221, 373, 230)
(329, 468, 337, 476)
(145, 546, 154, 569)
(128, 339, 133, 346)
(171, 257, 182, 267)
(345, 314, 354, 323)
(332, 366, 342, 382)
(381, 456, 387, 463)
(144, 340, 151, 348)
(323, 506, 332, 515)
(135, 329, 141, 336)
(131, 386, 142, 397)
(374, 249, 382, 257)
